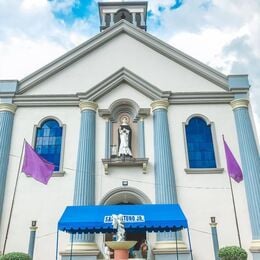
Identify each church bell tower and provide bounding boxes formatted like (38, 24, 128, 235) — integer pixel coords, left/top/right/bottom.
(98, 1, 148, 31)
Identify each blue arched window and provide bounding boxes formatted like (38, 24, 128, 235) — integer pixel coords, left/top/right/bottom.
(185, 117, 216, 168)
(35, 119, 63, 171)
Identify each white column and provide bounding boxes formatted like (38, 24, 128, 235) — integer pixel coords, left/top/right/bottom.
(110, 13, 114, 26)
(140, 12, 145, 26)
(132, 12, 137, 26)
(101, 13, 106, 26)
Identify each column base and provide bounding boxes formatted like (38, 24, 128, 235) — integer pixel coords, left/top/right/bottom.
(152, 240, 190, 260)
(153, 240, 189, 254)
(250, 240, 260, 253)
(60, 242, 100, 260)
(153, 241, 190, 260)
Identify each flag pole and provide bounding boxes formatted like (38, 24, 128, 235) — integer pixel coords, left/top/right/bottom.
(228, 175, 242, 248)
(3, 139, 26, 254)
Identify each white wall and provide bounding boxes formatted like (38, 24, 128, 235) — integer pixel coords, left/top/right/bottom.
(0, 34, 253, 260)
(168, 103, 252, 260)
(1, 106, 80, 259)
(24, 34, 225, 96)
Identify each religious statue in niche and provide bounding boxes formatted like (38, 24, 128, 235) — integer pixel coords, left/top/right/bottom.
(118, 116, 132, 158)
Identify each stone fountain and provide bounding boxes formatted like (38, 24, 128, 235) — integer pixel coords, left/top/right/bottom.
(105, 214, 137, 260)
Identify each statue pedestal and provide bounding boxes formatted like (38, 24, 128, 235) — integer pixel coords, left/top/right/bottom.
(106, 241, 137, 260)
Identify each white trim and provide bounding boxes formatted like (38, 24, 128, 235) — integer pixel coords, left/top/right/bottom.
(184, 168, 224, 174)
(99, 186, 152, 205)
(183, 114, 222, 170)
(182, 122, 190, 168)
(36, 115, 64, 128)
(32, 116, 66, 175)
(184, 113, 211, 125)
(77, 67, 163, 101)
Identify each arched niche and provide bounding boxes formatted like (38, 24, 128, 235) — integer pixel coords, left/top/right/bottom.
(99, 99, 150, 174)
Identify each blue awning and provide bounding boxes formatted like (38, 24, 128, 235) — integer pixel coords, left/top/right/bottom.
(58, 204, 188, 234)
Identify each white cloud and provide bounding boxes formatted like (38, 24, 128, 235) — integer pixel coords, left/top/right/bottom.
(0, 36, 67, 79)
(21, 0, 48, 11)
(49, 0, 79, 14)
(157, 0, 260, 141)
(0, 0, 91, 79)
(0, 0, 259, 140)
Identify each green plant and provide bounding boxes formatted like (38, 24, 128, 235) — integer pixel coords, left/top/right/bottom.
(0, 252, 31, 260)
(219, 246, 247, 260)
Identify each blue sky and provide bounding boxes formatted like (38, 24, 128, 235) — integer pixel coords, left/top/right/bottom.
(0, 0, 260, 136)
(50, 0, 98, 25)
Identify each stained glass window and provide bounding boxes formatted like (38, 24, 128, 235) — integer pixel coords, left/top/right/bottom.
(35, 119, 63, 171)
(185, 117, 216, 168)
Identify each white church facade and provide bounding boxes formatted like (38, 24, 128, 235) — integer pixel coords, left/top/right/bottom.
(0, 1, 260, 260)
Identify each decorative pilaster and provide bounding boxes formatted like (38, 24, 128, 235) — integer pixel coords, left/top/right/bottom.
(28, 221, 37, 260)
(0, 104, 16, 224)
(151, 101, 190, 259)
(210, 217, 220, 260)
(151, 100, 178, 241)
(230, 99, 260, 248)
(73, 101, 98, 243)
(138, 118, 145, 158)
(105, 119, 111, 159)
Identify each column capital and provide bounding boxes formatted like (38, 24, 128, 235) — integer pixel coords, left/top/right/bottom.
(230, 99, 249, 110)
(0, 103, 17, 114)
(79, 101, 98, 112)
(151, 100, 169, 111)
(30, 226, 38, 231)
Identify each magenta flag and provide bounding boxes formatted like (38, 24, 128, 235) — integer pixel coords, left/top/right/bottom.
(22, 141, 55, 185)
(223, 136, 243, 183)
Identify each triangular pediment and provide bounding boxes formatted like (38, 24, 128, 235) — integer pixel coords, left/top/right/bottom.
(78, 67, 166, 101)
(17, 20, 229, 95)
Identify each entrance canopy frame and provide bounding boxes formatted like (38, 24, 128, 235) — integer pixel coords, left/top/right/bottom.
(56, 204, 193, 260)
(58, 204, 187, 234)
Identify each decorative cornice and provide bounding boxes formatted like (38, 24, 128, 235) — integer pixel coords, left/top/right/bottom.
(0, 104, 17, 113)
(230, 99, 249, 110)
(79, 101, 98, 112)
(151, 100, 169, 111)
(78, 67, 163, 101)
(12, 91, 238, 107)
(12, 93, 236, 107)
